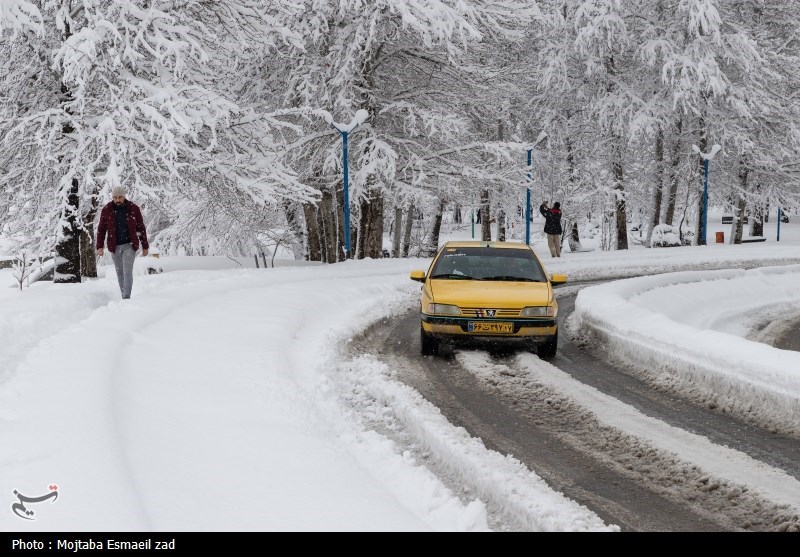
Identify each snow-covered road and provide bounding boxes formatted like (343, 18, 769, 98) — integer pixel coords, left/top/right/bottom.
(1, 241, 800, 531)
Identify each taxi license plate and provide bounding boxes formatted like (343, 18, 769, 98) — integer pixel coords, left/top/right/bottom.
(468, 322, 513, 334)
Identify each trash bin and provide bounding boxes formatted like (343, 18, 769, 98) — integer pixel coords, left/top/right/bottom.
(715, 231, 724, 243)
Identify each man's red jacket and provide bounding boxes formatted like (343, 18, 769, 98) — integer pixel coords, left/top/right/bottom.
(95, 200, 150, 253)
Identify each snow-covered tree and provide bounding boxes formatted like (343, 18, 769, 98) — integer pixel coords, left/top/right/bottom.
(521, 1, 614, 249)
(0, 0, 316, 280)
(3, 0, 798, 266)
(524, 0, 800, 250)
(0, 0, 40, 31)
(281, 0, 537, 260)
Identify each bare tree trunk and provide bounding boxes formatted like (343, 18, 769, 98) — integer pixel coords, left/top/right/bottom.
(664, 117, 682, 225)
(401, 203, 414, 258)
(359, 188, 385, 259)
(752, 181, 764, 237)
(424, 199, 445, 256)
(356, 199, 367, 259)
(79, 228, 96, 278)
(480, 189, 491, 241)
(568, 221, 582, 251)
(335, 180, 346, 261)
(316, 199, 328, 264)
(732, 162, 748, 244)
(732, 195, 747, 244)
(302, 202, 322, 261)
(612, 142, 628, 250)
(565, 134, 582, 251)
(320, 187, 337, 263)
(605, 55, 628, 251)
(695, 112, 708, 246)
(453, 203, 462, 224)
(645, 128, 664, 248)
(80, 191, 100, 278)
(495, 118, 505, 242)
(392, 206, 402, 257)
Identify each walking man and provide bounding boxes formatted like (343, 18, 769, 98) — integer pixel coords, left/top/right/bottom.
(96, 186, 149, 299)
(539, 201, 563, 257)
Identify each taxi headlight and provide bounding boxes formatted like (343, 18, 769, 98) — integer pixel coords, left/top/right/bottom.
(427, 303, 461, 316)
(521, 306, 555, 317)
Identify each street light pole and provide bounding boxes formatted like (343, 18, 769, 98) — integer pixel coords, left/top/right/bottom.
(778, 207, 782, 242)
(525, 148, 531, 245)
(524, 131, 548, 246)
(320, 109, 369, 259)
(342, 130, 351, 256)
(691, 143, 721, 246)
(702, 158, 709, 245)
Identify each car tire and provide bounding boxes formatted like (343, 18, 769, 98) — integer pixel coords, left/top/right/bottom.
(420, 325, 439, 356)
(537, 328, 558, 360)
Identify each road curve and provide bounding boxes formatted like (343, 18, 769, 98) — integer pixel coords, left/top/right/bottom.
(350, 284, 800, 532)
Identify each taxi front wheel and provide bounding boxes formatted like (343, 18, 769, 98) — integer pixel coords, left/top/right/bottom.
(420, 325, 439, 356)
(537, 329, 558, 360)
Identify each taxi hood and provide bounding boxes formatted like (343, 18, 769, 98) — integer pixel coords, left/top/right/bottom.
(429, 279, 551, 307)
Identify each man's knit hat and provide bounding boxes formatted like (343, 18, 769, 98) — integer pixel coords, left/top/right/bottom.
(111, 185, 127, 197)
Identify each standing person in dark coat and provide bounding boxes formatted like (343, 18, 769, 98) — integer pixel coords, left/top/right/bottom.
(539, 201, 563, 257)
(96, 186, 149, 299)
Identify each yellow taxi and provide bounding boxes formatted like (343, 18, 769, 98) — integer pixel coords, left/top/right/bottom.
(410, 241, 566, 358)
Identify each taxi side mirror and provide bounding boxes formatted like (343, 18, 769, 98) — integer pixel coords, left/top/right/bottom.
(550, 274, 567, 285)
(410, 270, 426, 283)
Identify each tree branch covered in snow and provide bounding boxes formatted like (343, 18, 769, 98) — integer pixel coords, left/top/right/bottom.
(0, 0, 316, 257)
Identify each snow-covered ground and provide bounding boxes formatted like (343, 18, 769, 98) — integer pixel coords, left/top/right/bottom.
(1, 209, 799, 531)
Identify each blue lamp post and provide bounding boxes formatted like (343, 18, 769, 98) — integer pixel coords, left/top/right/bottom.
(321, 109, 369, 259)
(691, 143, 721, 245)
(777, 206, 782, 242)
(525, 148, 531, 244)
(702, 158, 709, 243)
(524, 132, 548, 245)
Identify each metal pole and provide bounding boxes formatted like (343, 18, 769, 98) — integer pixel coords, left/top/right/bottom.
(526, 149, 532, 245)
(701, 158, 709, 245)
(471, 209, 474, 238)
(778, 207, 782, 242)
(342, 131, 351, 258)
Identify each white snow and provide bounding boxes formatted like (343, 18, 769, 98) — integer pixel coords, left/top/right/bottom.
(573, 266, 800, 434)
(1, 211, 799, 531)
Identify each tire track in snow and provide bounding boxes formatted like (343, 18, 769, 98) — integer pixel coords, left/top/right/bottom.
(455, 350, 800, 531)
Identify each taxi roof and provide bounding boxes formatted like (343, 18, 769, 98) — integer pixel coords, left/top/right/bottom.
(440, 241, 533, 250)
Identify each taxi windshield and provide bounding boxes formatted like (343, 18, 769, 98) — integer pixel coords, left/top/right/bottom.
(429, 247, 547, 282)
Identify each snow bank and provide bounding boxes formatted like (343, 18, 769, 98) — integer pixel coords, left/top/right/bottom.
(574, 265, 800, 435)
